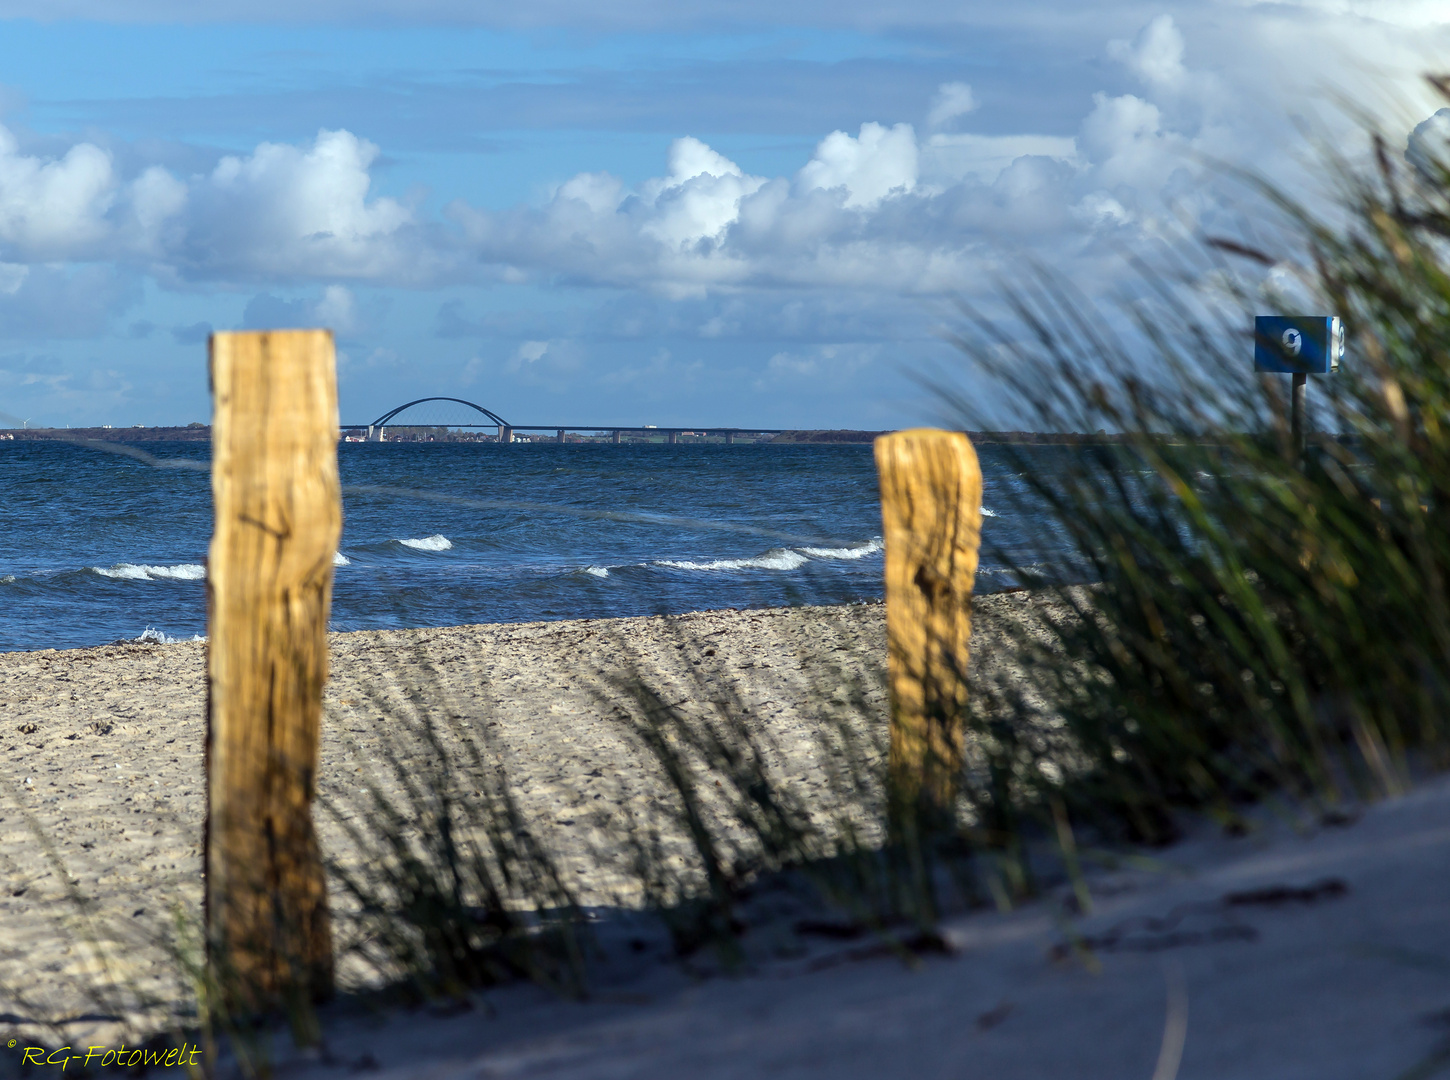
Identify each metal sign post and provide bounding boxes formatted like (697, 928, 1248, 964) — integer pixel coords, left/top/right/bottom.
(1291, 371, 1307, 458)
(1254, 316, 1344, 462)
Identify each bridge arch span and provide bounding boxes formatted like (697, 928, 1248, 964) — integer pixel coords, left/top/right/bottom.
(367, 397, 510, 428)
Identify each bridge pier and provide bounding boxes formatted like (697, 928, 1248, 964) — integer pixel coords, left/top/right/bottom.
(611, 430, 621, 445)
(725, 431, 735, 445)
(667, 431, 678, 445)
(557, 428, 566, 444)
(499, 426, 512, 443)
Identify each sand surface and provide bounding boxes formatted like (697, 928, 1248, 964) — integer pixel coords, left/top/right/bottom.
(3, 596, 997, 1036)
(257, 772, 1450, 1080)
(4, 594, 1444, 1078)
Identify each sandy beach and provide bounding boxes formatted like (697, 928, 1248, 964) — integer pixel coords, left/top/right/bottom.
(4, 593, 1449, 1078)
(0, 597, 925, 1033)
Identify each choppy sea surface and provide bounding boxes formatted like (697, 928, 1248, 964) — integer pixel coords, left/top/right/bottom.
(0, 440, 1061, 653)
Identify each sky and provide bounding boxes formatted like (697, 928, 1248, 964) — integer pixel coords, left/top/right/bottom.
(0, 1, 1447, 431)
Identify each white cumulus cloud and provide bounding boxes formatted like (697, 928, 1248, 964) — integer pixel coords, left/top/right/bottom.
(0, 128, 116, 259)
(0, 126, 435, 285)
(796, 122, 918, 209)
(173, 129, 420, 282)
(640, 137, 767, 248)
(1108, 15, 1187, 91)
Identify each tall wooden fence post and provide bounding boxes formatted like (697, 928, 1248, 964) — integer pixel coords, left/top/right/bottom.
(206, 330, 340, 1012)
(875, 428, 982, 821)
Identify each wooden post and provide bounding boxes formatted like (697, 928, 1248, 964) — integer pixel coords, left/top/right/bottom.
(875, 429, 982, 817)
(206, 330, 340, 1012)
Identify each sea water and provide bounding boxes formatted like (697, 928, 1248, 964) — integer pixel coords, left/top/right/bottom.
(0, 439, 1060, 653)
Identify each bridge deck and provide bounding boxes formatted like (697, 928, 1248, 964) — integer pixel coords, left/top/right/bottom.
(339, 424, 788, 434)
(348, 396, 789, 437)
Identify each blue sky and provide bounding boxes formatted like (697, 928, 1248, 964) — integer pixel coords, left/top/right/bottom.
(0, 2, 1446, 430)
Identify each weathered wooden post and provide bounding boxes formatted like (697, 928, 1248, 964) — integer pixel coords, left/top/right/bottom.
(875, 428, 982, 819)
(206, 329, 340, 1012)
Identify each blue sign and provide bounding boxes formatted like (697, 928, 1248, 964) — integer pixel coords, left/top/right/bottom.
(1254, 316, 1343, 374)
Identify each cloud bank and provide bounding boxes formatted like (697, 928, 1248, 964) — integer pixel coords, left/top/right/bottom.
(0, 8, 1440, 317)
(0, 2, 1448, 430)
(0, 128, 433, 285)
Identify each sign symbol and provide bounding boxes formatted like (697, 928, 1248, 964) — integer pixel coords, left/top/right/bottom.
(1282, 328, 1303, 356)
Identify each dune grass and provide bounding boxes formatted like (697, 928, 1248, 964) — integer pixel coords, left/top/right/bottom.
(934, 78, 1450, 851)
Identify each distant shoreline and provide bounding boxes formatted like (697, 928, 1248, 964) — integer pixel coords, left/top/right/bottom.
(0, 425, 1145, 445)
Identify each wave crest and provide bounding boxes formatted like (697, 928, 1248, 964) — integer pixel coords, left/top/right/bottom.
(798, 538, 883, 560)
(657, 548, 810, 572)
(92, 563, 206, 582)
(135, 627, 206, 645)
(398, 535, 452, 551)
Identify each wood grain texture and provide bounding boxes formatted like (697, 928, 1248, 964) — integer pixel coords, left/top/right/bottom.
(874, 429, 982, 813)
(206, 330, 339, 1009)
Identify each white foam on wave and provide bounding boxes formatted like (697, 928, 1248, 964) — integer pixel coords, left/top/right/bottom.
(92, 563, 206, 582)
(798, 538, 883, 560)
(0, 575, 14, 584)
(333, 552, 351, 566)
(581, 565, 611, 578)
(981, 507, 999, 518)
(398, 535, 452, 552)
(134, 627, 206, 645)
(657, 548, 810, 572)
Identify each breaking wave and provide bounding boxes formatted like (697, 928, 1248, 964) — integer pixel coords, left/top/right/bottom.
(654, 536, 884, 573)
(797, 538, 883, 560)
(134, 626, 206, 645)
(398, 535, 453, 551)
(91, 563, 206, 582)
(333, 552, 351, 566)
(657, 548, 811, 572)
(580, 565, 611, 578)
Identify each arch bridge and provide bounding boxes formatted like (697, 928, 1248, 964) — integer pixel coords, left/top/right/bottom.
(367, 397, 509, 430)
(341, 396, 784, 444)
